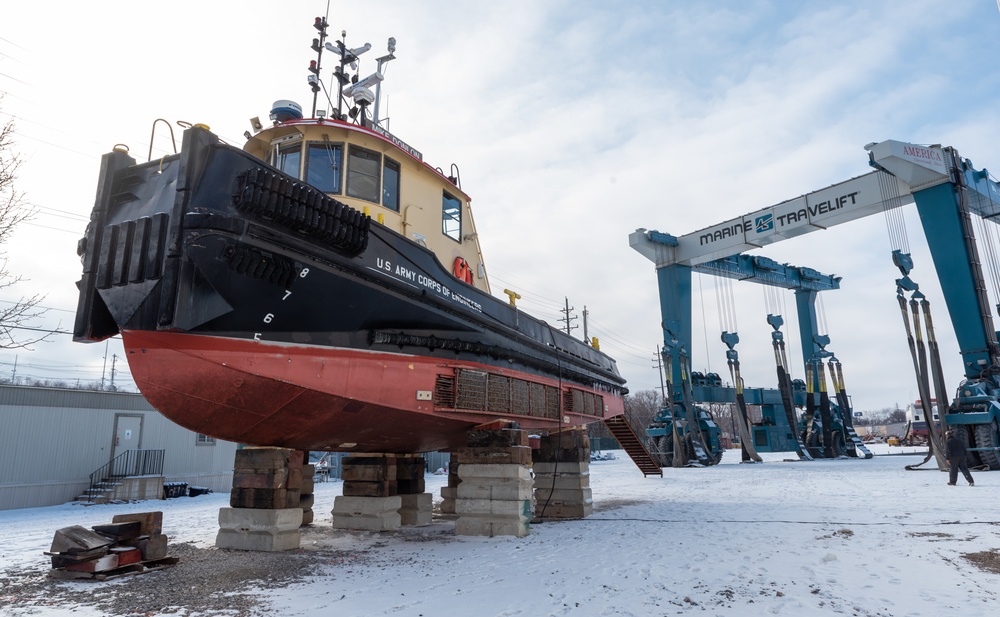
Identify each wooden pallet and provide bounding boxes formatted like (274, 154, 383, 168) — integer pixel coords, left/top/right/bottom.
(48, 556, 180, 581)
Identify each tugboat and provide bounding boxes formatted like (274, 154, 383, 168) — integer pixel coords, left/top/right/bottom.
(72, 18, 627, 454)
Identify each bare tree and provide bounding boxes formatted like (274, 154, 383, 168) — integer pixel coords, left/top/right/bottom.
(587, 389, 663, 441)
(0, 105, 48, 348)
(624, 389, 661, 430)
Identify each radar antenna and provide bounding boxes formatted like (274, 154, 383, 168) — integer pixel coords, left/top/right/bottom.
(304, 13, 397, 127)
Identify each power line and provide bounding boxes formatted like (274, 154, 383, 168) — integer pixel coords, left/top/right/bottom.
(0, 34, 30, 52)
(19, 220, 82, 235)
(0, 300, 74, 314)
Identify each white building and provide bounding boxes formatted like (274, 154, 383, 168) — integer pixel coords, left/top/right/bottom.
(0, 384, 237, 510)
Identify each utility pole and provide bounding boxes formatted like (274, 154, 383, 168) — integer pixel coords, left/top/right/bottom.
(582, 306, 590, 344)
(110, 354, 118, 391)
(100, 341, 108, 390)
(653, 346, 666, 405)
(11, 354, 16, 384)
(559, 297, 577, 335)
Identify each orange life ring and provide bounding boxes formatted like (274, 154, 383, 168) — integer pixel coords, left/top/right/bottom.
(453, 257, 474, 285)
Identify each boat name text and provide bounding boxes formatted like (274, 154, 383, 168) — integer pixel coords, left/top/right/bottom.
(376, 258, 482, 312)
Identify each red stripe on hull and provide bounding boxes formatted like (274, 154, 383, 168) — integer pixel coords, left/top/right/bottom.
(121, 330, 623, 453)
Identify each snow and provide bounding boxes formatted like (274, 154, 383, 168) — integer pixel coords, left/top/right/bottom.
(2, 444, 997, 616)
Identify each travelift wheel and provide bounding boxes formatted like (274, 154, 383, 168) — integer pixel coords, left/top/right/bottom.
(831, 430, 847, 457)
(974, 421, 1000, 470)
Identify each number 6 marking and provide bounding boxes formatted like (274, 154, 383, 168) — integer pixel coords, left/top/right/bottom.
(263, 313, 274, 323)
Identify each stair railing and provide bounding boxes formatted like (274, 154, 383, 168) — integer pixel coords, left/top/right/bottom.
(84, 449, 166, 502)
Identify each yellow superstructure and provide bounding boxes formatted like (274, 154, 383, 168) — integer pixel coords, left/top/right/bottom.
(243, 118, 490, 294)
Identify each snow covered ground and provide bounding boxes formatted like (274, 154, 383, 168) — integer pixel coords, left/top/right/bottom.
(2, 444, 998, 616)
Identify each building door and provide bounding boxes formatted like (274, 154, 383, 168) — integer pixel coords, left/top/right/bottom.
(112, 414, 143, 465)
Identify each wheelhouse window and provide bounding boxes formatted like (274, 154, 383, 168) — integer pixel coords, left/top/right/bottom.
(383, 157, 400, 212)
(275, 143, 301, 178)
(346, 145, 381, 203)
(442, 191, 462, 242)
(306, 142, 343, 193)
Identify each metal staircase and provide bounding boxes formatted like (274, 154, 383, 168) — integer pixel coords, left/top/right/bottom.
(77, 449, 165, 503)
(603, 415, 663, 477)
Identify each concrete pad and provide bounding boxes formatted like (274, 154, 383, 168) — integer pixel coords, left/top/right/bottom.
(458, 464, 532, 480)
(533, 488, 593, 503)
(533, 474, 591, 490)
(532, 462, 590, 475)
(218, 507, 303, 532)
(399, 493, 432, 509)
(216, 528, 301, 551)
(399, 493, 432, 526)
(455, 516, 530, 538)
(400, 510, 433, 526)
(457, 479, 534, 501)
(331, 512, 402, 531)
(333, 495, 402, 515)
(535, 503, 593, 519)
(456, 498, 532, 517)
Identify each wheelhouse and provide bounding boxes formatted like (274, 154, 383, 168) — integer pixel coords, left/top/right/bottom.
(243, 119, 490, 294)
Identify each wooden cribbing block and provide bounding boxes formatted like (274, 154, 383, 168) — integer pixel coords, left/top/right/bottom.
(112, 512, 163, 536)
(92, 521, 141, 541)
(234, 447, 294, 470)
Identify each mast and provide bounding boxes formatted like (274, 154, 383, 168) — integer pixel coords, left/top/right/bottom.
(308, 16, 329, 118)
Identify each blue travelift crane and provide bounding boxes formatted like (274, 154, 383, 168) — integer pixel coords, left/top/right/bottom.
(630, 140, 1000, 470)
(636, 252, 862, 466)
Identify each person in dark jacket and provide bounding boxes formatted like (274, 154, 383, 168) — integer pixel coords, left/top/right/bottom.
(944, 429, 975, 486)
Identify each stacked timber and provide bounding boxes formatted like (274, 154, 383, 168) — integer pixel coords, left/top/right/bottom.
(216, 447, 304, 552)
(439, 462, 460, 514)
(300, 463, 316, 525)
(454, 422, 533, 537)
(333, 455, 401, 531)
(47, 511, 177, 580)
(533, 428, 593, 519)
(332, 454, 431, 530)
(397, 457, 431, 526)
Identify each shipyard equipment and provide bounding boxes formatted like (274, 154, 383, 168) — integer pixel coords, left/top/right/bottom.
(632, 140, 1000, 469)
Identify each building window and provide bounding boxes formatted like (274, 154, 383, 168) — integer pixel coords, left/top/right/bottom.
(383, 157, 400, 212)
(196, 434, 216, 446)
(442, 191, 462, 242)
(275, 143, 302, 179)
(306, 142, 343, 193)
(346, 145, 381, 202)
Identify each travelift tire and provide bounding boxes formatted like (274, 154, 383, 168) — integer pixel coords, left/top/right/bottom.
(974, 421, 1000, 470)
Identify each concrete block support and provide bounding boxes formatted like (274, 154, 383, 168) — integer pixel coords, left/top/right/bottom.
(533, 429, 593, 519)
(219, 447, 307, 550)
(300, 464, 316, 526)
(399, 493, 433, 526)
(331, 495, 402, 531)
(454, 425, 533, 538)
(216, 507, 303, 552)
(439, 462, 461, 514)
(333, 455, 428, 529)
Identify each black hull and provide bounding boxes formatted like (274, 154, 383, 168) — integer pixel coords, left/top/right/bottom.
(74, 128, 627, 413)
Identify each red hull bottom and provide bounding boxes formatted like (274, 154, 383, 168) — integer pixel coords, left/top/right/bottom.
(122, 330, 623, 453)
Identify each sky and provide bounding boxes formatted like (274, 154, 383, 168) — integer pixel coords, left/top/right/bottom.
(2, 445, 998, 615)
(1, 1, 1000, 413)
